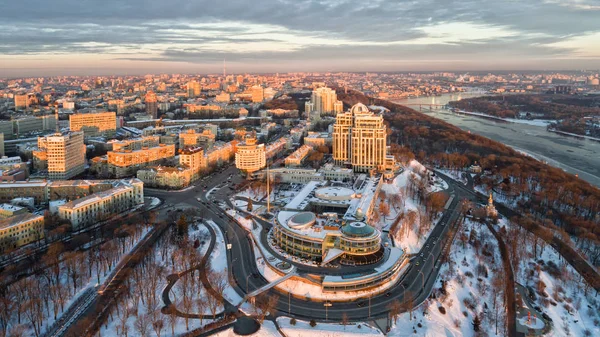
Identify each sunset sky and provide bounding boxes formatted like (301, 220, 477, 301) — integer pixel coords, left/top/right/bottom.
(1, 0, 599, 76)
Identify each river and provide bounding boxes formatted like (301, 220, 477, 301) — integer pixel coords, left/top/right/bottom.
(392, 93, 600, 188)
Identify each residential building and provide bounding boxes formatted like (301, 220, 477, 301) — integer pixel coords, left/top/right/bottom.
(333, 103, 388, 172)
(0, 213, 44, 253)
(235, 137, 266, 173)
(58, 179, 144, 230)
(206, 141, 235, 167)
(35, 131, 86, 179)
(145, 91, 158, 118)
(69, 111, 117, 137)
(137, 166, 193, 189)
(215, 92, 231, 102)
(306, 87, 343, 119)
(178, 129, 215, 150)
(110, 136, 160, 151)
(285, 145, 312, 167)
(0, 203, 28, 219)
(187, 81, 201, 97)
(251, 86, 264, 103)
(179, 147, 205, 179)
(107, 144, 175, 178)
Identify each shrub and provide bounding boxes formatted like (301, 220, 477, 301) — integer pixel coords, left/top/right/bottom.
(309, 320, 317, 327)
(438, 306, 446, 315)
(583, 329, 592, 337)
(417, 323, 422, 328)
(290, 318, 296, 326)
(454, 318, 462, 328)
(465, 271, 474, 278)
(463, 311, 468, 317)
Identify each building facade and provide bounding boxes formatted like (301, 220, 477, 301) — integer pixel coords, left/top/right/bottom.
(36, 131, 86, 180)
(58, 179, 144, 230)
(145, 91, 158, 119)
(305, 87, 343, 120)
(69, 111, 117, 137)
(333, 103, 388, 172)
(0, 213, 44, 253)
(107, 144, 175, 178)
(235, 137, 266, 173)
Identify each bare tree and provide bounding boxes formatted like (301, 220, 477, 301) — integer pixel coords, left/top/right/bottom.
(341, 312, 349, 330)
(134, 313, 151, 337)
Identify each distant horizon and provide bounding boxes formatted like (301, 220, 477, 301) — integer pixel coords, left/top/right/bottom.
(2, 66, 599, 79)
(2, 0, 599, 78)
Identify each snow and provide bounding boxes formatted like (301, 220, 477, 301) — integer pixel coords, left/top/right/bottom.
(389, 219, 502, 337)
(284, 180, 322, 209)
(212, 320, 282, 337)
(145, 196, 161, 209)
(494, 218, 600, 337)
(518, 316, 545, 329)
(277, 317, 383, 337)
(206, 220, 246, 306)
(377, 162, 436, 254)
(226, 209, 254, 231)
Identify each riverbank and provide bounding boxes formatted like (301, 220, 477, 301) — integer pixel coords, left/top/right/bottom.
(451, 109, 554, 127)
(547, 128, 600, 143)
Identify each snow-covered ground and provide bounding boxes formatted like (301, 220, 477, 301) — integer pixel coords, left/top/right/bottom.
(206, 220, 246, 306)
(389, 218, 503, 337)
(212, 320, 282, 337)
(377, 161, 440, 254)
(98, 222, 221, 336)
(494, 218, 600, 337)
(277, 317, 383, 337)
(145, 196, 162, 209)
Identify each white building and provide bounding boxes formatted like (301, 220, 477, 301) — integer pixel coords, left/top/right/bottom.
(58, 179, 144, 230)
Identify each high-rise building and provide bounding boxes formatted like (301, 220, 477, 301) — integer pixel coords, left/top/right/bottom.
(145, 91, 158, 119)
(306, 87, 343, 120)
(37, 131, 86, 179)
(333, 103, 387, 172)
(187, 81, 201, 97)
(14, 94, 29, 109)
(235, 137, 266, 173)
(69, 111, 117, 137)
(251, 86, 265, 103)
(180, 147, 205, 179)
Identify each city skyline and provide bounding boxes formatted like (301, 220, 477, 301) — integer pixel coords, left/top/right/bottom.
(1, 0, 600, 77)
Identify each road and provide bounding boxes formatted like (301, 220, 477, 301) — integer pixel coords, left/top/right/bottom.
(145, 164, 468, 325)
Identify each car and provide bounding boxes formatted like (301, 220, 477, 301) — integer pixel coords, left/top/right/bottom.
(356, 301, 366, 307)
(416, 261, 420, 266)
(385, 292, 392, 297)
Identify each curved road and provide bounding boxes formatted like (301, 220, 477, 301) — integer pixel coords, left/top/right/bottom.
(146, 164, 468, 324)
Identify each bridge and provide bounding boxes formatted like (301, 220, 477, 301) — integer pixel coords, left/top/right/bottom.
(399, 103, 447, 111)
(243, 268, 297, 302)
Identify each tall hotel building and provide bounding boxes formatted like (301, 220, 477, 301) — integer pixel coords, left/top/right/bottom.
(333, 103, 387, 172)
(305, 87, 343, 120)
(235, 137, 266, 173)
(36, 131, 86, 180)
(145, 91, 158, 119)
(69, 111, 117, 137)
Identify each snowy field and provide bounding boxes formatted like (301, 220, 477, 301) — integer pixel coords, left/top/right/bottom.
(377, 160, 443, 254)
(494, 218, 600, 337)
(277, 317, 383, 337)
(97, 222, 222, 336)
(212, 320, 282, 337)
(388, 218, 504, 337)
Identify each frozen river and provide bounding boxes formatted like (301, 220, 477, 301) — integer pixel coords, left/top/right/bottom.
(393, 93, 600, 188)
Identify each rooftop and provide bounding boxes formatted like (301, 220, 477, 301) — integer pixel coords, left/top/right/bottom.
(0, 213, 42, 230)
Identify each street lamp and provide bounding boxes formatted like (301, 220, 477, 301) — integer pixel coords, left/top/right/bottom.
(246, 274, 252, 293)
(324, 302, 332, 321)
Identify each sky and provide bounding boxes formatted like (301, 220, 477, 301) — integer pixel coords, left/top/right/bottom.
(1, 0, 599, 76)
